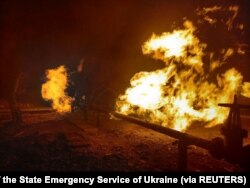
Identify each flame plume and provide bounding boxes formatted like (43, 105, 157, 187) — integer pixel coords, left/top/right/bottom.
(242, 82, 250, 98)
(41, 65, 72, 113)
(196, 5, 241, 31)
(116, 20, 249, 131)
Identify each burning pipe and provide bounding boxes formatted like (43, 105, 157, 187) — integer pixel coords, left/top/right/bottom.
(112, 96, 250, 171)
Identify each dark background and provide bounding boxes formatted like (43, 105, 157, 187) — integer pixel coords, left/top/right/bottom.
(0, 0, 249, 105)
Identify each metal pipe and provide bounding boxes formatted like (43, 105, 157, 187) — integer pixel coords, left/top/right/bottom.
(112, 112, 212, 150)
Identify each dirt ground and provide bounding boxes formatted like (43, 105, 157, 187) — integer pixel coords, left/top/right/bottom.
(1, 108, 249, 172)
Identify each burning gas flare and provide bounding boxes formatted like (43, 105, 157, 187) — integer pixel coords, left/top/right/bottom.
(196, 5, 241, 31)
(116, 20, 249, 131)
(42, 65, 72, 113)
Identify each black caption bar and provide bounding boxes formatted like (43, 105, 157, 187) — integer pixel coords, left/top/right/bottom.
(0, 172, 248, 187)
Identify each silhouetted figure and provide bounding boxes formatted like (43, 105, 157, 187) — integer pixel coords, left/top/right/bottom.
(69, 58, 88, 120)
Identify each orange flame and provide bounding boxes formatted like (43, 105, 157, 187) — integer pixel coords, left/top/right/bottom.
(116, 20, 249, 131)
(41, 65, 72, 113)
(242, 82, 250, 98)
(196, 5, 241, 31)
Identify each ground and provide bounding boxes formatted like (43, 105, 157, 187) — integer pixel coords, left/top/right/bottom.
(1, 108, 249, 172)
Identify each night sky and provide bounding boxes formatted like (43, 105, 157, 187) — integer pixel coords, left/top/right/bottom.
(0, 0, 249, 104)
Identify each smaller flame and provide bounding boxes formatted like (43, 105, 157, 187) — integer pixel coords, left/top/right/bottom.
(41, 65, 72, 113)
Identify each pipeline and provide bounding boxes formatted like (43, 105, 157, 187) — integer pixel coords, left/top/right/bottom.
(112, 112, 226, 170)
(113, 112, 212, 149)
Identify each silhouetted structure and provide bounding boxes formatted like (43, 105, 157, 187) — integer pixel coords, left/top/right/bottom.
(69, 58, 95, 119)
(219, 95, 250, 163)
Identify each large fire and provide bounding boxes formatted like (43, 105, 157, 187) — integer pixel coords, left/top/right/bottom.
(116, 19, 250, 131)
(41, 65, 72, 113)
